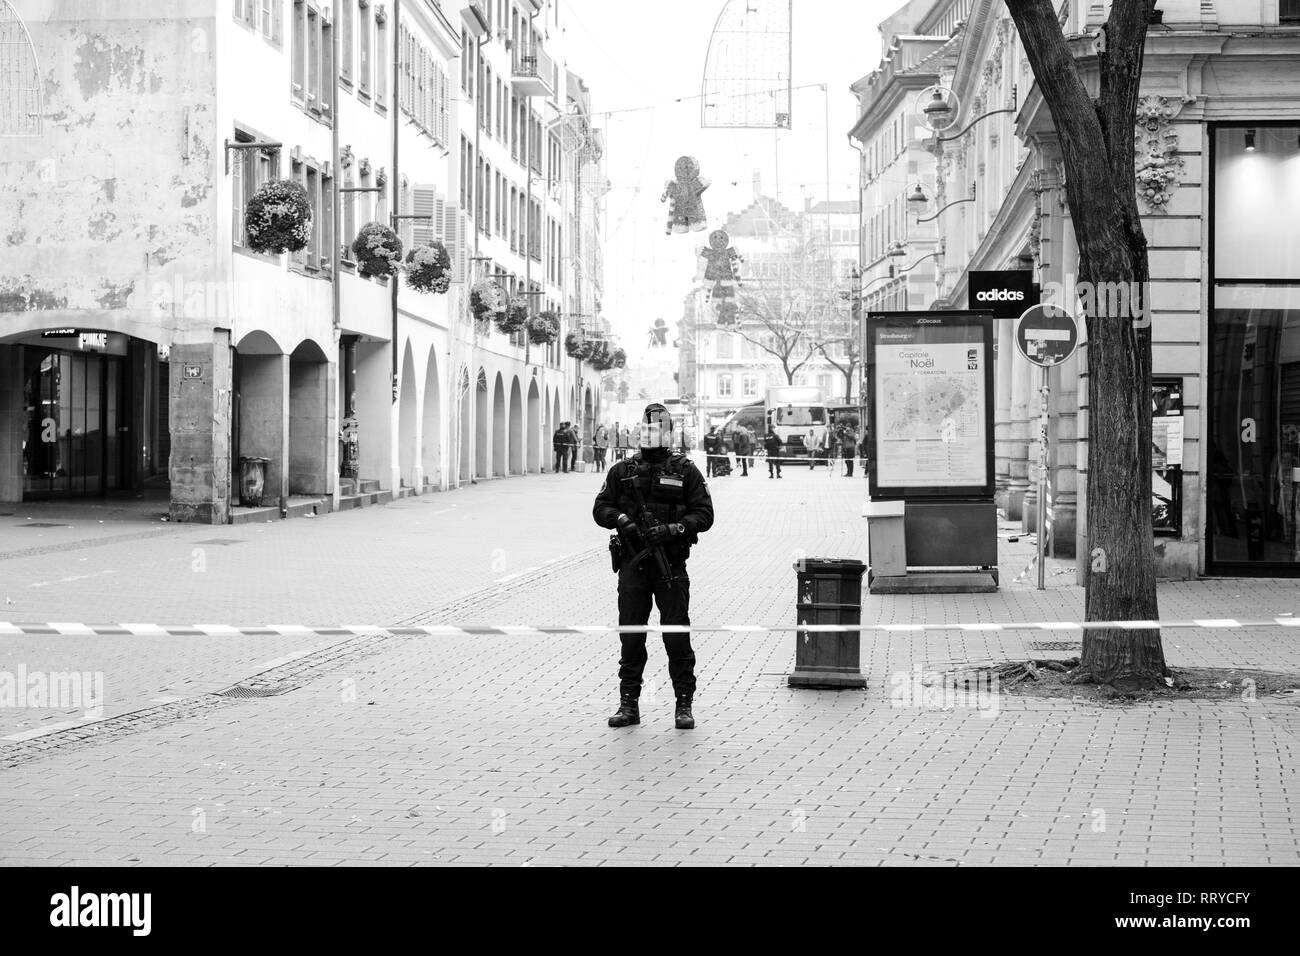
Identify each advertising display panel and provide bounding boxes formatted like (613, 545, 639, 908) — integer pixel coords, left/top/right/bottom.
(867, 312, 995, 499)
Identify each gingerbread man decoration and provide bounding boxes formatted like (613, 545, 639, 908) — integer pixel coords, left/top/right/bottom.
(700, 229, 741, 284)
(661, 156, 710, 234)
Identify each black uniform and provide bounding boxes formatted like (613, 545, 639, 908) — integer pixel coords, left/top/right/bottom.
(593, 451, 714, 699)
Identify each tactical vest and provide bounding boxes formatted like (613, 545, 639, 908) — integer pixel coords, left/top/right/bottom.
(626, 454, 697, 553)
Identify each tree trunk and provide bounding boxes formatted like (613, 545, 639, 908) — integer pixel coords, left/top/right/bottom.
(1007, 0, 1166, 687)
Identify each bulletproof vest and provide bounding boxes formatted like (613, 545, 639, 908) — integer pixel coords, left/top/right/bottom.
(628, 454, 693, 534)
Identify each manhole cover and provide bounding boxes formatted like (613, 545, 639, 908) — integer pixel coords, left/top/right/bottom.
(195, 538, 245, 546)
(215, 685, 298, 698)
(19, 522, 66, 528)
(1028, 641, 1081, 651)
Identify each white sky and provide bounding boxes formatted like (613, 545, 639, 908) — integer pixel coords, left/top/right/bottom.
(558, 0, 898, 359)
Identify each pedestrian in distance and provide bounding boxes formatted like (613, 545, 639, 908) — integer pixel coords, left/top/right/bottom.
(840, 422, 859, 477)
(593, 424, 609, 472)
(732, 425, 751, 477)
(612, 421, 624, 462)
(564, 422, 579, 473)
(764, 426, 783, 479)
(594, 404, 714, 730)
(553, 422, 568, 473)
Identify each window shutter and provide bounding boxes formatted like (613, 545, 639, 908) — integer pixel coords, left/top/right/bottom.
(232, 148, 245, 246)
(412, 186, 437, 247)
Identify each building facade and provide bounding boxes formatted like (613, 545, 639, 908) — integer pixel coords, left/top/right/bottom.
(851, 0, 1300, 578)
(0, 0, 608, 521)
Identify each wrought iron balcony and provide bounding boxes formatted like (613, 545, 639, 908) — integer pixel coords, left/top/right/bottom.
(511, 43, 554, 98)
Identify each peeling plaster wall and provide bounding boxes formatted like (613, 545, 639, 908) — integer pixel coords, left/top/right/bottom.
(0, 1, 217, 343)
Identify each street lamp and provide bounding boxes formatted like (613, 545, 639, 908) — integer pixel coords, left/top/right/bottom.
(907, 182, 977, 223)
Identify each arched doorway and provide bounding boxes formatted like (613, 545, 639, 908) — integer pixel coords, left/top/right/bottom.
(458, 367, 472, 484)
(509, 377, 524, 475)
(550, 390, 562, 472)
(526, 380, 541, 473)
(234, 330, 288, 506)
(492, 373, 506, 477)
(398, 342, 417, 491)
(474, 368, 488, 479)
(289, 338, 330, 496)
(421, 348, 441, 490)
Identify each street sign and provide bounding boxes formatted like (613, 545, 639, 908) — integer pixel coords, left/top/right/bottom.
(1015, 304, 1078, 367)
(183, 364, 203, 379)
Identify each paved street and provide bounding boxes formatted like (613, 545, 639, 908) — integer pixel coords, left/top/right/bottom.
(2, 463, 1298, 866)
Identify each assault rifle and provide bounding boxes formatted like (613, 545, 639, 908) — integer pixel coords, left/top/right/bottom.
(616, 470, 677, 586)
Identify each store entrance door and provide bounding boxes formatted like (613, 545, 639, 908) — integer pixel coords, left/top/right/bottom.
(22, 347, 130, 499)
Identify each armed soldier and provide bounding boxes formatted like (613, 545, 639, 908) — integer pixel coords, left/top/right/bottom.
(593, 403, 714, 730)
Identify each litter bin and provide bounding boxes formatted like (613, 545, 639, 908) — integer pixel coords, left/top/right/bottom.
(238, 456, 270, 508)
(787, 557, 867, 689)
(865, 498, 906, 578)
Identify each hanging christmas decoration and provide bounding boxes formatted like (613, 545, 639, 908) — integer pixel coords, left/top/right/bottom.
(661, 156, 710, 234)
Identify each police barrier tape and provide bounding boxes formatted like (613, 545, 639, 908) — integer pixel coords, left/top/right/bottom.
(0, 618, 1297, 637)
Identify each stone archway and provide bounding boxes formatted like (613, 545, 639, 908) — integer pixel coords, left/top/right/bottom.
(474, 368, 488, 479)
(398, 341, 418, 491)
(421, 348, 441, 491)
(509, 377, 524, 475)
(492, 373, 506, 477)
(458, 367, 472, 484)
(288, 338, 330, 497)
(526, 379, 541, 473)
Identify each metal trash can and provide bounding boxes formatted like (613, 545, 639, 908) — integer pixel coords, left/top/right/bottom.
(238, 456, 270, 508)
(865, 498, 906, 577)
(787, 557, 867, 689)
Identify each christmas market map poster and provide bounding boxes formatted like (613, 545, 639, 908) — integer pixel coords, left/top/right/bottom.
(873, 320, 989, 490)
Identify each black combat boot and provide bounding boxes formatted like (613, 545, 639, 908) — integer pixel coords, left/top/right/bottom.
(608, 693, 640, 727)
(674, 695, 695, 730)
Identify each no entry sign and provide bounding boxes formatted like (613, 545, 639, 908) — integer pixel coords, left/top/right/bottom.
(1015, 304, 1078, 368)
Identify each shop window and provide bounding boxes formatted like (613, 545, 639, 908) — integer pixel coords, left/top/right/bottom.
(1283, 0, 1300, 22)
(1214, 126, 1300, 281)
(1208, 285, 1300, 568)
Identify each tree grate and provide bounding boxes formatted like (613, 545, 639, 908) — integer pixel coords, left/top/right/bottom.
(215, 684, 299, 698)
(1028, 641, 1081, 651)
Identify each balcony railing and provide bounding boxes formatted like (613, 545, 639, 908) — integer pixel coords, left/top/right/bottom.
(511, 43, 554, 98)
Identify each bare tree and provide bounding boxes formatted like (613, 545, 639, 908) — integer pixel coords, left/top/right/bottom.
(1007, 0, 1164, 688)
(726, 238, 840, 386)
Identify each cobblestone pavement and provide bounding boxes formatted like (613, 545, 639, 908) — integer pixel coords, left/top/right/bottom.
(1, 463, 1298, 865)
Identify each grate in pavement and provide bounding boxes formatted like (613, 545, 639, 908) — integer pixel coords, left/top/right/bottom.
(215, 684, 299, 698)
(1028, 641, 1082, 651)
(195, 538, 246, 546)
(18, 522, 67, 528)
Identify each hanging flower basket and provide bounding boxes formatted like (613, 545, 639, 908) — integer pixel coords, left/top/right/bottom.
(351, 222, 403, 278)
(611, 347, 627, 369)
(471, 278, 507, 324)
(404, 241, 452, 294)
(588, 342, 614, 371)
(564, 331, 585, 358)
(245, 179, 313, 254)
(526, 310, 560, 345)
(496, 294, 529, 334)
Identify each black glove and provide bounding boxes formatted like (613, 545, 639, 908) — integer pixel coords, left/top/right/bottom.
(644, 523, 683, 546)
(615, 513, 636, 534)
